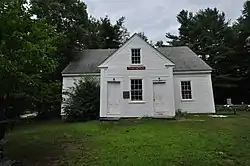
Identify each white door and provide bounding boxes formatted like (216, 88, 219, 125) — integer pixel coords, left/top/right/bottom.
(153, 82, 167, 113)
(107, 81, 121, 115)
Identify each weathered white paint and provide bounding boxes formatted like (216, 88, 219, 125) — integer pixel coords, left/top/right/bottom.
(98, 34, 174, 68)
(173, 73, 215, 113)
(153, 81, 168, 113)
(107, 81, 122, 115)
(99, 35, 176, 118)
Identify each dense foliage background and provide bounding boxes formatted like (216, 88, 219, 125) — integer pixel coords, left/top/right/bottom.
(0, 0, 250, 121)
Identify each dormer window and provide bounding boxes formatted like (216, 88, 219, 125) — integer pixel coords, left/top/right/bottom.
(131, 48, 141, 64)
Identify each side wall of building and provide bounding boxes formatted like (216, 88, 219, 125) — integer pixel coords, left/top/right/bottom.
(173, 72, 215, 113)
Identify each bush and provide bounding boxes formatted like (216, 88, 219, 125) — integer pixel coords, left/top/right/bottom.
(175, 109, 188, 117)
(36, 81, 62, 120)
(63, 76, 100, 122)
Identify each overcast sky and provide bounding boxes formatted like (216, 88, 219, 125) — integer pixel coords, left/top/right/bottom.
(84, 0, 246, 42)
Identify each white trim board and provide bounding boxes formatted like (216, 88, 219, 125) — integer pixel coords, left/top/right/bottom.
(173, 70, 212, 75)
(62, 70, 212, 77)
(62, 73, 100, 77)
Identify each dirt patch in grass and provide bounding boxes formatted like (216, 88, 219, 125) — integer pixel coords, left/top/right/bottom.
(4, 123, 97, 166)
(4, 140, 62, 166)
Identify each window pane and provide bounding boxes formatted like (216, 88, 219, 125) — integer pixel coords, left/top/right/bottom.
(181, 81, 192, 99)
(131, 49, 141, 64)
(131, 79, 143, 101)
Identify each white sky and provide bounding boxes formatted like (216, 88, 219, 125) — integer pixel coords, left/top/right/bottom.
(84, 0, 246, 42)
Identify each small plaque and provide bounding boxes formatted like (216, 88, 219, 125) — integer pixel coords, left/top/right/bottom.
(127, 66, 146, 70)
(123, 91, 130, 99)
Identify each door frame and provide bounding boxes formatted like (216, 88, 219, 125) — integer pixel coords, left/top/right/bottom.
(105, 76, 124, 115)
(153, 80, 167, 113)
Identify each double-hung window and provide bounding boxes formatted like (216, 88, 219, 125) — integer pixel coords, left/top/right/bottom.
(181, 81, 192, 100)
(131, 48, 141, 64)
(131, 79, 143, 101)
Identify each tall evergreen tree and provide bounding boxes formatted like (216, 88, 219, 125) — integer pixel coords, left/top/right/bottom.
(137, 32, 148, 42)
(155, 40, 167, 47)
(231, 1, 250, 103)
(97, 16, 129, 49)
(166, 8, 239, 103)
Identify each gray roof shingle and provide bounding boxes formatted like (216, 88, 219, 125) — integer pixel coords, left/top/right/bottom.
(62, 46, 212, 74)
(62, 49, 116, 74)
(157, 46, 212, 71)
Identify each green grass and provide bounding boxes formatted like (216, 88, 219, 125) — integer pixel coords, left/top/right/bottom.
(4, 112, 250, 166)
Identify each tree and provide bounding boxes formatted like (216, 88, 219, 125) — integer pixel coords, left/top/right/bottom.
(230, 1, 250, 103)
(166, 10, 194, 46)
(137, 32, 148, 42)
(30, 0, 89, 67)
(166, 8, 239, 103)
(30, 1, 130, 61)
(96, 16, 129, 49)
(0, 0, 62, 118)
(155, 40, 167, 47)
(30, 0, 88, 49)
(137, 32, 155, 46)
(167, 8, 233, 64)
(29, 0, 130, 118)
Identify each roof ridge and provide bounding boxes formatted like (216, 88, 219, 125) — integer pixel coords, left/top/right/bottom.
(158, 46, 189, 48)
(83, 48, 117, 50)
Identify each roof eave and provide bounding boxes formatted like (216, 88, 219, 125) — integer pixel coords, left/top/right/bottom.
(173, 70, 212, 74)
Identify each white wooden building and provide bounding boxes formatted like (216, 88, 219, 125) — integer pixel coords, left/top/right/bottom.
(62, 33, 215, 118)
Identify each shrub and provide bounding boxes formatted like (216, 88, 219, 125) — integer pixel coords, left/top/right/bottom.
(36, 81, 62, 120)
(175, 109, 188, 117)
(63, 76, 100, 122)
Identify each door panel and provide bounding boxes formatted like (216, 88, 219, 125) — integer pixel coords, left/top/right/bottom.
(107, 81, 121, 115)
(153, 82, 167, 113)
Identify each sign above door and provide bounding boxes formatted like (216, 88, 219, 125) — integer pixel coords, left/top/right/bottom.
(127, 66, 146, 70)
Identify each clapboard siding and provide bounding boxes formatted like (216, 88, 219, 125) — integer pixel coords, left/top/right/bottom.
(174, 73, 215, 113)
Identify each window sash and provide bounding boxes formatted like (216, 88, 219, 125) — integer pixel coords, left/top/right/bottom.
(181, 81, 192, 99)
(131, 49, 141, 64)
(131, 79, 143, 101)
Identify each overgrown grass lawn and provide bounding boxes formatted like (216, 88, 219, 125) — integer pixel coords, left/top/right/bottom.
(4, 112, 250, 166)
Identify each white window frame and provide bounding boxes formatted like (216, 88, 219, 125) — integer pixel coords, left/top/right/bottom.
(180, 80, 193, 101)
(131, 48, 142, 65)
(129, 77, 145, 104)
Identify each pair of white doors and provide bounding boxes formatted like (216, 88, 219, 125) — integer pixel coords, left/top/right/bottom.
(107, 81, 167, 115)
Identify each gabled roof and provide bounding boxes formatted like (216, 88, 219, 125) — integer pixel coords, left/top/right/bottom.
(62, 46, 212, 74)
(62, 49, 116, 74)
(98, 33, 174, 67)
(158, 46, 212, 71)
